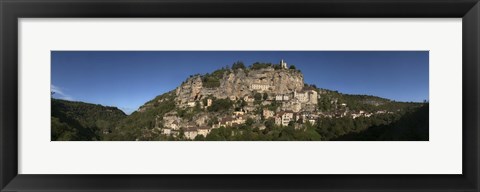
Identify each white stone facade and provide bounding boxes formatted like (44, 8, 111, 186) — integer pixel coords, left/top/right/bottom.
(187, 101, 196, 107)
(275, 111, 294, 126)
(251, 84, 270, 91)
(275, 94, 290, 101)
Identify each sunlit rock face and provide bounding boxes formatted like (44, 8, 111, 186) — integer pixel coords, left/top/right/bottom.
(175, 67, 304, 107)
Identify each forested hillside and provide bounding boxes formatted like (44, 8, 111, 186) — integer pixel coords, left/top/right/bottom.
(51, 99, 126, 141)
(51, 61, 428, 141)
(334, 104, 429, 141)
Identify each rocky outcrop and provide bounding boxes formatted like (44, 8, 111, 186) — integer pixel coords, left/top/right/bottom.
(175, 76, 203, 105)
(175, 67, 304, 107)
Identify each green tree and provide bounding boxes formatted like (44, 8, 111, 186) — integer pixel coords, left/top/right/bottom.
(245, 118, 255, 127)
(194, 135, 205, 141)
(263, 93, 268, 100)
(208, 98, 233, 112)
(273, 64, 282, 70)
(51, 98, 127, 141)
(264, 118, 276, 131)
(254, 92, 262, 101)
(232, 61, 246, 70)
(250, 62, 272, 70)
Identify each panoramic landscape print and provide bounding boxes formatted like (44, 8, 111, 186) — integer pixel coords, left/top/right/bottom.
(51, 51, 429, 141)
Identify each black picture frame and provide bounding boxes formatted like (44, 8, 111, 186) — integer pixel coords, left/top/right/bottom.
(1, 0, 479, 191)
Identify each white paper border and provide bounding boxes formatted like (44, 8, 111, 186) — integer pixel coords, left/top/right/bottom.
(18, 18, 462, 174)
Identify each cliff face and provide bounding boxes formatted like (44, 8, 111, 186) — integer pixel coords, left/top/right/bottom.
(51, 61, 428, 141)
(175, 67, 304, 106)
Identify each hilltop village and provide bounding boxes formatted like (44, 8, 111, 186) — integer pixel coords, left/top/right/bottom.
(51, 59, 428, 141)
(146, 60, 393, 140)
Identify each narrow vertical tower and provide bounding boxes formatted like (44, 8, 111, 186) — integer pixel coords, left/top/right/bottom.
(280, 59, 287, 69)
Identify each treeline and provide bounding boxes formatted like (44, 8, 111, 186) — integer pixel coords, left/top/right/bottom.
(52, 89, 428, 141)
(201, 61, 300, 88)
(51, 99, 126, 141)
(316, 113, 402, 140)
(334, 104, 429, 141)
(317, 89, 421, 113)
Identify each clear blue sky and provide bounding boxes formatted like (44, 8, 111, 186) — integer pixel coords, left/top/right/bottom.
(51, 51, 429, 114)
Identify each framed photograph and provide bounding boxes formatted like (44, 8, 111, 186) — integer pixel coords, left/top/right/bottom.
(1, 0, 479, 191)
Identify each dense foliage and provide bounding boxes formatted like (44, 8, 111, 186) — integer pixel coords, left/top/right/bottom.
(317, 89, 420, 113)
(104, 91, 176, 141)
(202, 68, 229, 88)
(249, 62, 273, 70)
(334, 104, 429, 141)
(51, 62, 429, 141)
(51, 99, 127, 141)
(192, 104, 427, 141)
(207, 98, 234, 112)
(316, 113, 400, 140)
(52, 93, 428, 141)
(232, 61, 246, 70)
(203, 124, 322, 141)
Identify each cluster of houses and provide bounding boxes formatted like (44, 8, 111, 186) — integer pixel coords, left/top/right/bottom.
(214, 114, 247, 128)
(160, 112, 213, 140)
(158, 86, 323, 139)
(155, 60, 393, 140)
(263, 109, 318, 127)
(159, 87, 393, 140)
(350, 110, 392, 119)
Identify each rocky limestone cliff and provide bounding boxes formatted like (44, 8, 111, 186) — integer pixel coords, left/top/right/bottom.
(175, 67, 304, 106)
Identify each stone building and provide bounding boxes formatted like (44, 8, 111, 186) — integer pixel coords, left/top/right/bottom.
(183, 127, 198, 140)
(197, 126, 211, 137)
(263, 109, 275, 119)
(233, 110, 245, 116)
(162, 128, 172, 135)
(275, 110, 294, 126)
(280, 59, 288, 69)
(301, 115, 317, 125)
(275, 94, 290, 101)
(187, 101, 196, 107)
(217, 117, 236, 128)
(243, 95, 255, 103)
(207, 98, 213, 107)
(243, 105, 256, 113)
(233, 115, 247, 125)
(216, 115, 247, 128)
(168, 120, 179, 130)
(251, 84, 270, 91)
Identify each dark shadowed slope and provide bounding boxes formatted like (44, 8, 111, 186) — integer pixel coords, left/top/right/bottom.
(51, 99, 127, 141)
(333, 104, 429, 141)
